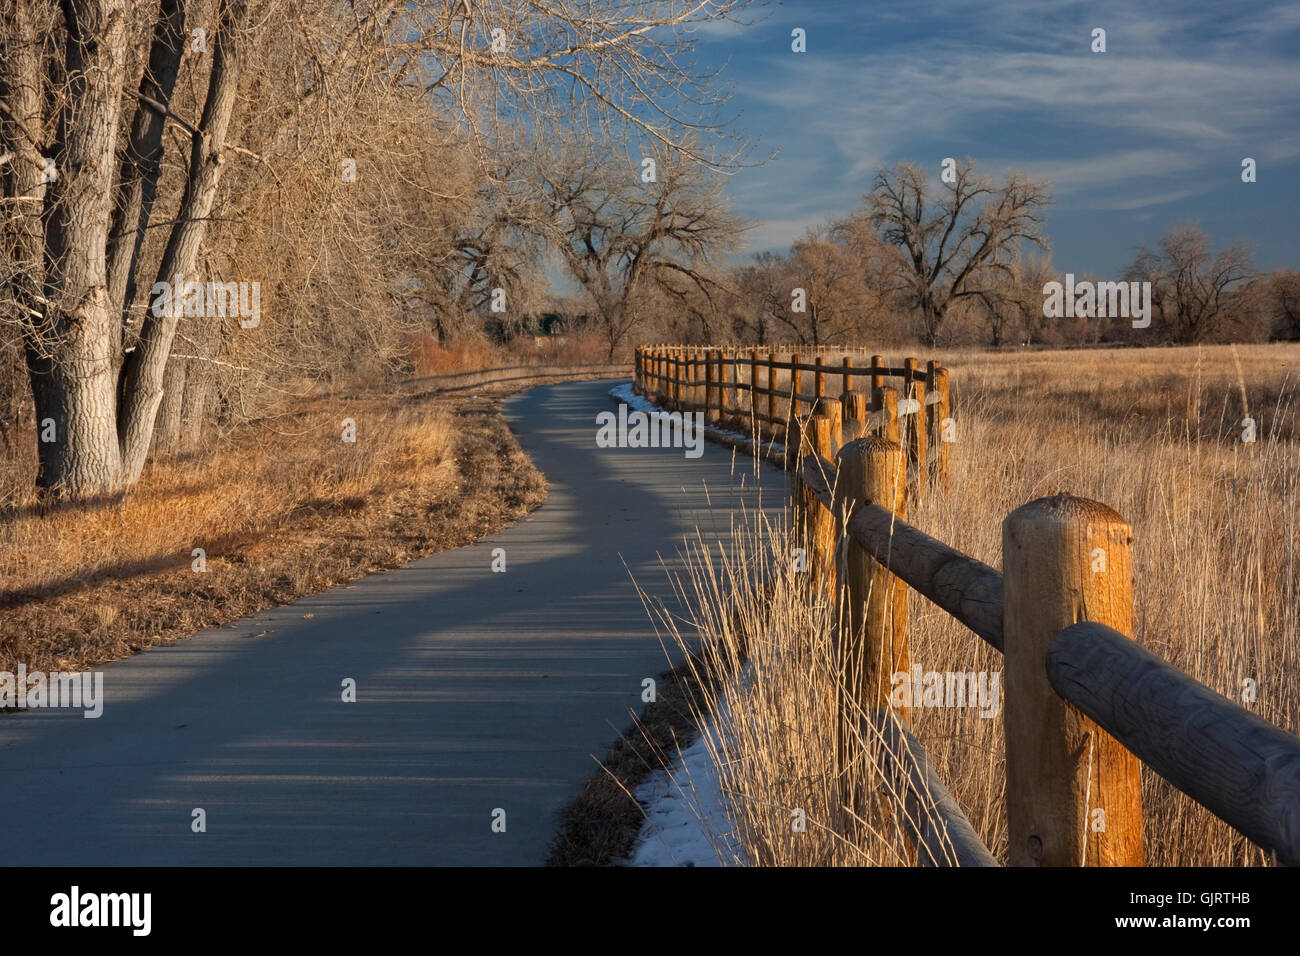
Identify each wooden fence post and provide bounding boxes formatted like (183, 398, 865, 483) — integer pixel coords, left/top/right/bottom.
(871, 354, 884, 392)
(684, 347, 691, 411)
(749, 348, 760, 432)
(696, 346, 706, 412)
(705, 348, 718, 423)
(904, 357, 927, 498)
(662, 347, 670, 408)
(814, 355, 826, 412)
(1002, 494, 1144, 867)
(833, 436, 909, 811)
(872, 385, 900, 445)
(808, 403, 841, 599)
(842, 356, 853, 398)
(722, 348, 733, 427)
(930, 364, 951, 492)
(794, 411, 814, 544)
(766, 352, 777, 444)
(715, 348, 726, 425)
(684, 347, 694, 410)
(669, 347, 679, 410)
(789, 353, 803, 465)
(841, 389, 868, 444)
(790, 352, 803, 420)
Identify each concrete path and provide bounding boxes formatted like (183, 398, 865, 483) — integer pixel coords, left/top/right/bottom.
(0, 380, 781, 865)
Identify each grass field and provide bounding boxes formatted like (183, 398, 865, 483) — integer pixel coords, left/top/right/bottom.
(651, 343, 1299, 866)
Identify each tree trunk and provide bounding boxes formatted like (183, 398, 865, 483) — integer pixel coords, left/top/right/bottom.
(0, 0, 48, 327)
(152, 354, 186, 454)
(176, 312, 220, 449)
(118, 0, 246, 486)
(25, 317, 125, 497)
(30, 0, 130, 499)
(107, 0, 188, 329)
(925, 304, 942, 348)
(181, 356, 216, 448)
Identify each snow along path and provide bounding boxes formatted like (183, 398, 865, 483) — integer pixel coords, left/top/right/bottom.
(627, 707, 743, 867)
(0, 379, 782, 866)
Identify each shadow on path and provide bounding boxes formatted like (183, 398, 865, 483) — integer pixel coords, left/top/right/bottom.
(0, 379, 782, 865)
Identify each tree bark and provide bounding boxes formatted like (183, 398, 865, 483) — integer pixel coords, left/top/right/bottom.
(118, 0, 245, 485)
(1, 0, 48, 403)
(180, 350, 215, 447)
(106, 0, 188, 332)
(29, 0, 130, 498)
(152, 351, 185, 452)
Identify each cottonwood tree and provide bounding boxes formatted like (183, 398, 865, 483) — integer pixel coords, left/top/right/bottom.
(1266, 270, 1300, 341)
(537, 145, 744, 359)
(406, 1, 759, 170)
(976, 253, 1059, 347)
(1, 0, 760, 501)
(765, 229, 880, 346)
(1126, 224, 1255, 344)
(643, 257, 740, 344)
(734, 251, 794, 345)
(1, 0, 247, 500)
(861, 158, 1051, 347)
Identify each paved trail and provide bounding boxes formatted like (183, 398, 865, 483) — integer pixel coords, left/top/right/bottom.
(0, 380, 779, 865)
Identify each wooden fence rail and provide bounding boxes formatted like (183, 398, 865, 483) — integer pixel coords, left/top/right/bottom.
(799, 446, 1300, 867)
(629, 342, 1300, 867)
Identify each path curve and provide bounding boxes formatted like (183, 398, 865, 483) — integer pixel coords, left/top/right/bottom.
(0, 379, 778, 865)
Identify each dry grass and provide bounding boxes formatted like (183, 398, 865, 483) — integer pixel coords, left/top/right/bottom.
(410, 332, 611, 377)
(645, 342, 1299, 867)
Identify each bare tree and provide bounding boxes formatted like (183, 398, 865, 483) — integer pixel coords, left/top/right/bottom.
(537, 144, 743, 359)
(734, 251, 793, 344)
(863, 158, 1051, 347)
(1267, 270, 1300, 341)
(780, 229, 879, 346)
(1, 0, 760, 501)
(1127, 224, 1254, 344)
(404, 1, 760, 170)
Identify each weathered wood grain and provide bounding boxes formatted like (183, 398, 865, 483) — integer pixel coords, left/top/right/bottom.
(1049, 620, 1300, 867)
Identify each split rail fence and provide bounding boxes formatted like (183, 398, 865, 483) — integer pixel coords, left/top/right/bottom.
(633, 344, 951, 495)
(632, 343, 1300, 867)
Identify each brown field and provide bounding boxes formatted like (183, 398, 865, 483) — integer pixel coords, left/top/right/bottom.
(649, 342, 1299, 866)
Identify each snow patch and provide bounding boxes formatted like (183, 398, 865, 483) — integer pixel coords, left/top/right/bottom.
(625, 709, 744, 867)
(608, 383, 788, 459)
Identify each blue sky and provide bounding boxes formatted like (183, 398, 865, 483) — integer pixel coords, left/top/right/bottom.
(689, 0, 1300, 276)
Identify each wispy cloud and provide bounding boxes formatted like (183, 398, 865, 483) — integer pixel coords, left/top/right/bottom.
(706, 0, 1300, 269)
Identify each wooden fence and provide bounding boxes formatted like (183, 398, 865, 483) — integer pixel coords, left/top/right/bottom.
(632, 344, 952, 495)
(631, 343, 1300, 867)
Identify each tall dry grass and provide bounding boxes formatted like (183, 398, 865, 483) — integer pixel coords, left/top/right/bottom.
(645, 342, 1300, 866)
